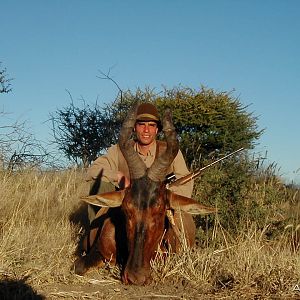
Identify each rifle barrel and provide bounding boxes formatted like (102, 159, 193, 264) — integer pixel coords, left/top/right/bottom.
(169, 147, 244, 187)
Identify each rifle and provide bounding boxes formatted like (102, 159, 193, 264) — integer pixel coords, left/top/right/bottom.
(167, 147, 244, 187)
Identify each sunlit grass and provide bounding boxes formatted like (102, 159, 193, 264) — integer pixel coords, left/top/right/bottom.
(0, 168, 299, 298)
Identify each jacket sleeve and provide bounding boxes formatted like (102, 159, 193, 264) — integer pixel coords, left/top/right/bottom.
(169, 149, 194, 198)
(85, 144, 119, 185)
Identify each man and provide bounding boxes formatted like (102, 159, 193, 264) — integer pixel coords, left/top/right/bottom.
(85, 102, 193, 222)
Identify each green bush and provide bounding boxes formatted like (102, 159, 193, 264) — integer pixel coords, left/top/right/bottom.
(193, 157, 300, 249)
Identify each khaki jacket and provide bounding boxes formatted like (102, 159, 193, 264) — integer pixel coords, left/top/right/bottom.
(86, 141, 194, 198)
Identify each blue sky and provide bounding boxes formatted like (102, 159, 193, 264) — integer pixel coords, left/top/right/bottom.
(1, 0, 299, 183)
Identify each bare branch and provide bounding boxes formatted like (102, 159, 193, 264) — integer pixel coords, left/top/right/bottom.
(97, 68, 123, 104)
(0, 62, 13, 94)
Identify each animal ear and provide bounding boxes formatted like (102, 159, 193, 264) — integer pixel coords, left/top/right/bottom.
(167, 190, 217, 215)
(81, 190, 125, 207)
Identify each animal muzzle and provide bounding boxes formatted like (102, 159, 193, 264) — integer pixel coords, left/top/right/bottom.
(122, 266, 151, 285)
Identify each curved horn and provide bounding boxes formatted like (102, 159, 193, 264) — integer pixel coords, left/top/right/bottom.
(148, 109, 179, 182)
(119, 105, 147, 179)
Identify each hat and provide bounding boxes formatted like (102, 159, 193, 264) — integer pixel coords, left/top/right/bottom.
(136, 103, 160, 122)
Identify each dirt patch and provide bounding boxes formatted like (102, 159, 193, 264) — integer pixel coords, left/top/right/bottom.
(37, 271, 300, 300)
(39, 282, 300, 300)
(39, 274, 200, 300)
(36, 268, 206, 300)
(41, 282, 205, 300)
(1, 271, 298, 299)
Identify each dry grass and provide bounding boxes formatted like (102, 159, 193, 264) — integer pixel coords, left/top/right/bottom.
(151, 220, 300, 297)
(0, 169, 299, 299)
(0, 170, 88, 289)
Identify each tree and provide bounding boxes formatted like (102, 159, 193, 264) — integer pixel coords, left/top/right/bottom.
(50, 95, 117, 168)
(51, 86, 262, 169)
(101, 86, 262, 168)
(0, 112, 51, 170)
(155, 86, 263, 168)
(50, 87, 157, 167)
(0, 62, 50, 170)
(0, 62, 12, 94)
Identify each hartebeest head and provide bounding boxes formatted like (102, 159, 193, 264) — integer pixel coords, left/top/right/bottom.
(82, 105, 216, 285)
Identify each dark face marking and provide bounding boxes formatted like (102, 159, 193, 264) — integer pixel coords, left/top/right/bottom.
(130, 176, 160, 210)
(129, 221, 146, 271)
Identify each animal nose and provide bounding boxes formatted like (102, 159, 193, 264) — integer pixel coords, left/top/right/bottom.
(122, 270, 151, 285)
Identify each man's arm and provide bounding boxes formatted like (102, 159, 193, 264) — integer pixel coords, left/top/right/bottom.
(169, 150, 194, 198)
(85, 144, 119, 185)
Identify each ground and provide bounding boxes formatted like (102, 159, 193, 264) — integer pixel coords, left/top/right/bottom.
(1, 271, 299, 299)
(37, 270, 299, 300)
(39, 282, 300, 300)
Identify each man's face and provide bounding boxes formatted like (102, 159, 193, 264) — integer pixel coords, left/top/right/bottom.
(135, 121, 158, 146)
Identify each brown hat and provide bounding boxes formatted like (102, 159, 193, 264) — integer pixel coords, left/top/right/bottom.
(136, 103, 160, 122)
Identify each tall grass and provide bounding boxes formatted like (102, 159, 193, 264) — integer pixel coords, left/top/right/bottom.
(0, 167, 299, 298)
(0, 169, 87, 284)
(151, 220, 300, 296)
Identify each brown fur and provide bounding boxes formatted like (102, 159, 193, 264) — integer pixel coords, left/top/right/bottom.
(74, 182, 210, 285)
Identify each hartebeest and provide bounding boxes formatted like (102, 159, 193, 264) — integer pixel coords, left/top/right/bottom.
(75, 106, 216, 285)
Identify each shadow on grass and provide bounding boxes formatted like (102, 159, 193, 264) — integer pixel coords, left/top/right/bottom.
(0, 276, 45, 300)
